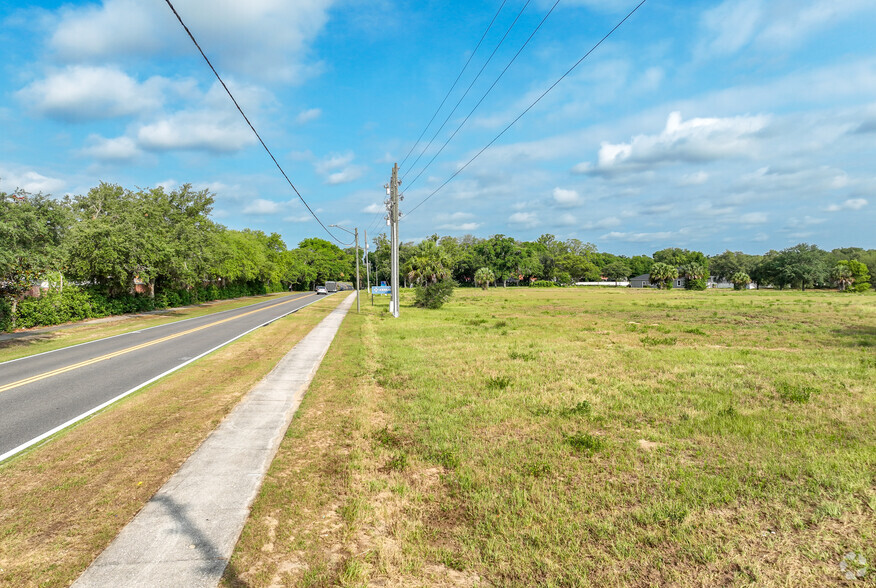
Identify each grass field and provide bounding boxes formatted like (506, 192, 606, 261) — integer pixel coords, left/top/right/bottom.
(0, 291, 297, 364)
(226, 287, 875, 587)
(0, 294, 344, 588)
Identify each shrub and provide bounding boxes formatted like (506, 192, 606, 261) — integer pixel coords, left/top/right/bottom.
(531, 280, 556, 288)
(685, 277, 707, 290)
(413, 278, 455, 309)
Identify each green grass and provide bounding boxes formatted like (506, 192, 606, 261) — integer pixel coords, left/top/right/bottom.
(227, 287, 876, 587)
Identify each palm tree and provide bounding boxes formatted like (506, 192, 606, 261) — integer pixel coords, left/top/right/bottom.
(730, 271, 751, 290)
(830, 263, 853, 291)
(649, 262, 678, 289)
(405, 255, 449, 286)
(474, 267, 495, 290)
(680, 261, 708, 290)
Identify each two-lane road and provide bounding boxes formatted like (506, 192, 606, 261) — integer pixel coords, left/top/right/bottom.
(0, 292, 329, 460)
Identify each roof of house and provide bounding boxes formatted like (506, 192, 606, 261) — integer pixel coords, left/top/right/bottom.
(630, 274, 650, 281)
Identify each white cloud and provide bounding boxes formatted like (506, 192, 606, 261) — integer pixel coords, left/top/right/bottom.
(0, 168, 66, 194)
(579, 111, 770, 176)
(50, 0, 335, 83)
(362, 203, 384, 214)
(137, 110, 254, 153)
(509, 212, 539, 227)
(436, 212, 474, 222)
(283, 215, 313, 223)
(698, 0, 876, 57)
(18, 66, 164, 121)
(81, 135, 142, 162)
(601, 229, 690, 243)
(315, 152, 366, 185)
(826, 198, 868, 212)
(552, 187, 580, 206)
(296, 108, 322, 124)
(326, 168, 365, 185)
(437, 222, 482, 231)
(243, 198, 282, 214)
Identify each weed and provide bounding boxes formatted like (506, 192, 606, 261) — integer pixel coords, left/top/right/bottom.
(560, 400, 591, 416)
(522, 461, 552, 478)
(717, 406, 737, 418)
(339, 497, 366, 526)
(641, 335, 677, 346)
(565, 432, 605, 454)
(777, 382, 816, 403)
(433, 448, 460, 469)
(509, 349, 536, 361)
(385, 453, 408, 472)
(373, 425, 402, 448)
(486, 375, 512, 390)
(527, 405, 552, 416)
(493, 320, 508, 329)
(682, 327, 707, 335)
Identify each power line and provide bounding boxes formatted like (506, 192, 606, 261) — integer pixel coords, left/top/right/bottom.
(403, 0, 560, 194)
(405, 0, 649, 218)
(400, 0, 533, 182)
(162, 0, 349, 247)
(398, 0, 509, 171)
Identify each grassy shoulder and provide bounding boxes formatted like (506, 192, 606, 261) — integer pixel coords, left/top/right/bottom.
(0, 291, 300, 364)
(0, 293, 344, 588)
(225, 287, 875, 587)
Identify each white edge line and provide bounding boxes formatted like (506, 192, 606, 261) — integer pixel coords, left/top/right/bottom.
(0, 292, 314, 367)
(0, 294, 329, 464)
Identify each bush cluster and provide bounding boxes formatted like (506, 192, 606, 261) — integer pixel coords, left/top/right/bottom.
(413, 279, 455, 309)
(530, 280, 557, 288)
(4, 282, 284, 331)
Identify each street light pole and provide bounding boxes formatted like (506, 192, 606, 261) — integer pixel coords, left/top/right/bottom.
(330, 224, 360, 313)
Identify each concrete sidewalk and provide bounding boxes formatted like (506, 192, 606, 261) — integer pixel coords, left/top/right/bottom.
(72, 293, 356, 588)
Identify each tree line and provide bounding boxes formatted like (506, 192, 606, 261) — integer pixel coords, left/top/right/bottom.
(2, 183, 872, 329)
(1, 184, 357, 330)
(365, 234, 873, 293)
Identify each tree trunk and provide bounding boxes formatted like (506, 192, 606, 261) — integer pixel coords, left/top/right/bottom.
(10, 298, 18, 330)
(148, 281, 155, 298)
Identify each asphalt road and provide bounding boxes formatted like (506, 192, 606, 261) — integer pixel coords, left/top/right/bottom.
(0, 292, 330, 460)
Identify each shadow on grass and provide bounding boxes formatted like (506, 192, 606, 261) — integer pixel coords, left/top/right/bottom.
(831, 324, 876, 347)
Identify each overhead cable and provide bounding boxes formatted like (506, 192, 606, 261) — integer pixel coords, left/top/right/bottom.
(403, 0, 561, 193)
(398, 0, 510, 171)
(405, 0, 649, 217)
(400, 0, 533, 182)
(162, 0, 349, 246)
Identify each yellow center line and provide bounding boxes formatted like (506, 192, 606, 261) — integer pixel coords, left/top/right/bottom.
(0, 293, 311, 394)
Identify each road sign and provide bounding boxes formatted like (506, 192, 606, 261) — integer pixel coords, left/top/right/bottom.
(372, 286, 391, 295)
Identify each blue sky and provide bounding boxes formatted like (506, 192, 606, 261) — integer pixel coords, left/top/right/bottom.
(1, 0, 874, 255)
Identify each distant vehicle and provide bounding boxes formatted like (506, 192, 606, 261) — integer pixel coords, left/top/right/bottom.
(316, 286, 328, 295)
(325, 281, 338, 293)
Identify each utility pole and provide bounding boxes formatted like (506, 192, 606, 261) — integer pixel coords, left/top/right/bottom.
(389, 163, 401, 318)
(329, 223, 360, 313)
(364, 229, 371, 295)
(354, 227, 360, 313)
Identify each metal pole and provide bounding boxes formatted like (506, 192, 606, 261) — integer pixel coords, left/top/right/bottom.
(364, 229, 371, 295)
(354, 227, 360, 313)
(390, 163, 400, 318)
